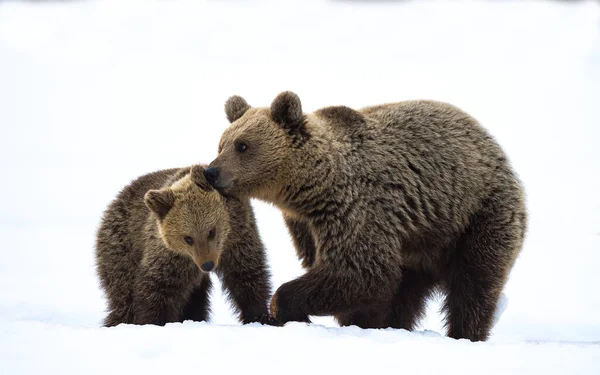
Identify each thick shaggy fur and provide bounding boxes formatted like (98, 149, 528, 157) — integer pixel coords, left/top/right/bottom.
(209, 92, 527, 341)
(96, 166, 272, 326)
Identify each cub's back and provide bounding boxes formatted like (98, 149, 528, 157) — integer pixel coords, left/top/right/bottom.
(96, 168, 186, 268)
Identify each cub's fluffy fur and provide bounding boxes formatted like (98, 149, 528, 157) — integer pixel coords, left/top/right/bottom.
(96, 165, 272, 326)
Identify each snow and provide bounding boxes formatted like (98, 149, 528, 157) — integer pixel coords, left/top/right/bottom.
(2, 321, 599, 375)
(0, 0, 599, 373)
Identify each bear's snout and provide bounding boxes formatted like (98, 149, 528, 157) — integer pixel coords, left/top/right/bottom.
(203, 167, 220, 186)
(200, 261, 215, 272)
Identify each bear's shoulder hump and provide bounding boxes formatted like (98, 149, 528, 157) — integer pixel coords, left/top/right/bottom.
(315, 105, 366, 129)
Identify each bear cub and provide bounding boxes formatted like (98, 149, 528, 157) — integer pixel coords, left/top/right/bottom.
(96, 165, 272, 326)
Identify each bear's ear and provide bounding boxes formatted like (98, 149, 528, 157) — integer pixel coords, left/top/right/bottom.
(225, 95, 251, 123)
(144, 189, 175, 219)
(270, 91, 303, 129)
(190, 165, 213, 192)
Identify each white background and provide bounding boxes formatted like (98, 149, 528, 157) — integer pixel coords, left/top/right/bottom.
(0, 0, 599, 373)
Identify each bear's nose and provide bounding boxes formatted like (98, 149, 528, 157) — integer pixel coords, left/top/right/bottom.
(201, 261, 214, 272)
(203, 167, 220, 186)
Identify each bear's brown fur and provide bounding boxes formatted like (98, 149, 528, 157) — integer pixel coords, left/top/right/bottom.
(95, 165, 272, 326)
(206, 92, 527, 341)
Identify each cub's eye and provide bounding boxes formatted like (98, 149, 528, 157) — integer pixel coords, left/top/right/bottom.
(184, 236, 194, 245)
(235, 142, 248, 153)
(208, 228, 216, 240)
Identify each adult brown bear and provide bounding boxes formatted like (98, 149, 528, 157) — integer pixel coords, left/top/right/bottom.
(206, 92, 527, 341)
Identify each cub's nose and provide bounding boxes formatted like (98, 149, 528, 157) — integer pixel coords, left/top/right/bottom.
(201, 261, 214, 272)
(203, 167, 220, 186)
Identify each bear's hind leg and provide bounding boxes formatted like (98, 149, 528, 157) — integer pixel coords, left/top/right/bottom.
(96, 215, 138, 327)
(388, 269, 436, 331)
(182, 275, 212, 322)
(103, 307, 134, 327)
(442, 199, 525, 341)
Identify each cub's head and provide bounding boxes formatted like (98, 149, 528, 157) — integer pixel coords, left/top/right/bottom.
(205, 91, 309, 198)
(144, 165, 230, 273)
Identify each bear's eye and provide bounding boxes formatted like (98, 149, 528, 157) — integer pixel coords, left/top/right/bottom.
(208, 228, 216, 240)
(184, 236, 194, 245)
(235, 142, 248, 153)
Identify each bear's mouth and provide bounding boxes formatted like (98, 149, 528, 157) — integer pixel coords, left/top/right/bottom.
(215, 185, 236, 198)
(210, 178, 235, 197)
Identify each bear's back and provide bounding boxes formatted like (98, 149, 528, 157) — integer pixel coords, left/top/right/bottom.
(359, 100, 494, 147)
(116, 168, 183, 232)
(317, 100, 507, 194)
(97, 168, 187, 261)
(314, 100, 515, 244)
(360, 100, 507, 192)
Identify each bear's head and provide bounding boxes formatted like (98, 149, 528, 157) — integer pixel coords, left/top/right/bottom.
(206, 91, 309, 199)
(144, 165, 231, 273)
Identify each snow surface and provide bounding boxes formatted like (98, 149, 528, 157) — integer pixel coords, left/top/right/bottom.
(0, 0, 599, 373)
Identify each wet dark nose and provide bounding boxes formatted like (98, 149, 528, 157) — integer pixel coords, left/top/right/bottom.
(201, 261, 214, 272)
(203, 167, 220, 186)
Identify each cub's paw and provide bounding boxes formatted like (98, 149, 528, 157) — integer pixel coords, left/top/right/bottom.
(257, 313, 283, 327)
(244, 313, 283, 327)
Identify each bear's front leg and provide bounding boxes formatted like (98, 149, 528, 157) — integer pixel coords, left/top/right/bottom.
(217, 254, 274, 324)
(269, 279, 312, 324)
(132, 252, 198, 326)
(217, 222, 274, 325)
(270, 265, 397, 325)
(283, 214, 317, 270)
(133, 288, 182, 326)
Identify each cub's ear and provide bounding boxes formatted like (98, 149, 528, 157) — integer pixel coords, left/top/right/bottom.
(144, 189, 175, 219)
(225, 95, 250, 123)
(190, 165, 213, 191)
(271, 91, 303, 129)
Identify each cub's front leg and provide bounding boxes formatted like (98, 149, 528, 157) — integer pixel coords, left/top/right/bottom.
(132, 251, 198, 325)
(182, 274, 212, 322)
(217, 241, 273, 324)
(217, 199, 274, 325)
